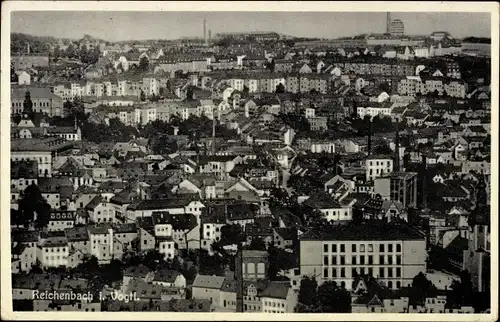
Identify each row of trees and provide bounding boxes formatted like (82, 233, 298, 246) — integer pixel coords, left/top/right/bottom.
(295, 277, 351, 312)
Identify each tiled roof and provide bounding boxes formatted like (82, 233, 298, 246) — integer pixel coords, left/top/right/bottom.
(192, 275, 225, 290)
(300, 222, 425, 241)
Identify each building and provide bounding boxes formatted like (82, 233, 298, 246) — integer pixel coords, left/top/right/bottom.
(389, 19, 405, 37)
(373, 172, 418, 208)
(11, 137, 74, 177)
(260, 282, 298, 313)
(241, 250, 268, 281)
(299, 223, 427, 290)
(11, 87, 65, 117)
(365, 155, 394, 182)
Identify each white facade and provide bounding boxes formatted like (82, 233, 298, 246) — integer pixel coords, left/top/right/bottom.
(366, 158, 394, 182)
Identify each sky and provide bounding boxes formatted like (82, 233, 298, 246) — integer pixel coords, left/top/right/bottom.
(11, 11, 491, 41)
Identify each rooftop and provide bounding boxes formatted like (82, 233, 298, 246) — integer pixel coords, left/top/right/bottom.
(300, 222, 425, 241)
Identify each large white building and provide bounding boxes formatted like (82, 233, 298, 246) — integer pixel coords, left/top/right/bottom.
(299, 223, 427, 290)
(365, 155, 394, 182)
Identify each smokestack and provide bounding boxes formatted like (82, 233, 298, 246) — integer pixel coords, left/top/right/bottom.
(395, 120, 400, 171)
(235, 247, 244, 312)
(212, 115, 216, 155)
(367, 120, 372, 156)
(386, 12, 391, 34)
(421, 152, 427, 207)
(203, 19, 207, 45)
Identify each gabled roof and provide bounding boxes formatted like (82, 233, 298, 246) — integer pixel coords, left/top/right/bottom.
(152, 269, 182, 283)
(259, 282, 291, 299)
(192, 275, 225, 290)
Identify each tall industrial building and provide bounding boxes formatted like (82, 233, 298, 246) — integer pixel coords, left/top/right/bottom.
(389, 19, 405, 37)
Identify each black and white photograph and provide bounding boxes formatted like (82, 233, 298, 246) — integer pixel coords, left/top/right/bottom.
(1, 1, 498, 320)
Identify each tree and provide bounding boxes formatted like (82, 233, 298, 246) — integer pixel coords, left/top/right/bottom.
(142, 249, 165, 270)
(317, 281, 351, 312)
(373, 142, 393, 155)
(409, 272, 436, 305)
(102, 259, 123, 287)
(66, 43, 76, 58)
(18, 183, 51, 228)
(266, 58, 275, 73)
(140, 89, 146, 102)
(297, 276, 318, 307)
(247, 237, 267, 251)
(275, 83, 285, 93)
(23, 91, 33, 116)
(219, 224, 245, 246)
(139, 56, 149, 72)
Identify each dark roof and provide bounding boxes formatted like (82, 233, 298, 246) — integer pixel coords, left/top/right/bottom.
(152, 269, 182, 283)
(85, 195, 103, 210)
(123, 264, 152, 278)
(300, 222, 425, 241)
(259, 282, 291, 299)
(128, 198, 200, 211)
(304, 192, 342, 209)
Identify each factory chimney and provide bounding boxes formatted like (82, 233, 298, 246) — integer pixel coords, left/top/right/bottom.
(420, 152, 427, 208)
(203, 19, 207, 45)
(386, 12, 392, 34)
(367, 119, 372, 156)
(235, 246, 244, 312)
(395, 119, 400, 171)
(212, 115, 216, 155)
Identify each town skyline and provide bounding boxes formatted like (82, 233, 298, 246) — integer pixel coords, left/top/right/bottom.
(11, 11, 491, 42)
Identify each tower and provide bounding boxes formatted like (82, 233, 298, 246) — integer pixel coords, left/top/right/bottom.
(386, 12, 391, 34)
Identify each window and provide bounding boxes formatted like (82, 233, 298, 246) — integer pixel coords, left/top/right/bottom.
(352, 244, 357, 252)
(332, 256, 337, 265)
(340, 268, 345, 278)
(388, 244, 393, 252)
(360, 244, 365, 252)
(368, 244, 373, 252)
(324, 244, 329, 252)
(360, 255, 365, 265)
(323, 256, 329, 265)
(379, 255, 385, 265)
(388, 256, 393, 265)
(332, 268, 337, 277)
(340, 244, 345, 252)
(332, 244, 337, 252)
(396, 267, 401, 277)
(396, 244, 402, 252)
(379, 244, 385, 252)
(396, 255, 402, 265)
(323, 268, 329, 278)
(388, 281, 393, 289)
(352, 256, 357, 265)
(368, 256, 373, 265)
(368, 268, 373, 277)
(380, 267, 385, 277)
(388, 268, 393, 278)
(340, 256, 345, 265)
